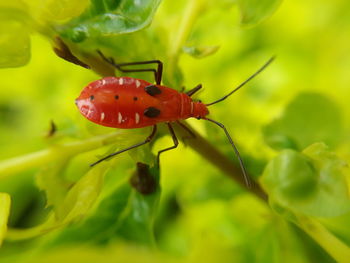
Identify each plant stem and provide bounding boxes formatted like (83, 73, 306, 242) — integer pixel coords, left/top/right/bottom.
(173, 122, 268, 200)
(166, 0, 205, 86)
(0, 193, 11, 247)
(168, 0, 205, 62)
(296, 215, 350, 263)
(0, 131, 126, 179)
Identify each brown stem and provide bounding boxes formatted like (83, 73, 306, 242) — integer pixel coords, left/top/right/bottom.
(173, 122, 268, 201)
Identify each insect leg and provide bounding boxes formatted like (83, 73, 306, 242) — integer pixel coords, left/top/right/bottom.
(97, 50, 163, 85)
(157, 123, 179, 165)
(186, 84, 202, 97)
(202, 117, 252, 188)
(90, 125, 157, 167)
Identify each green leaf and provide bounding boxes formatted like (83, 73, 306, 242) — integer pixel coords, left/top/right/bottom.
(25, 243, 172, 263)
(251, 221, 311, 263)
(320, 213, 350, 246)
(85, 31, 178, 85)
(0, 193, 11, 247)
(60, 0, 162, 42)
(237, 0, 282, 26)
(45, 183, 132, 246)
(8, 163, 117, 243)
(261, 143, 350, 217)
(261, 149, 318, 202)
(22, 0, 90, 22)
(38, 0, 90, 21)
(45, 163, 160, 246)
(0, 7, 30, 68)
(183, 45, 219, 59)
(116, 164, 160, 245)
(263, 93, 343, 151)
(56, 164, 109, 222)
(35, 159, 70, 216)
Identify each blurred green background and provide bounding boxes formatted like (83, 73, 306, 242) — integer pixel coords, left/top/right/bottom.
(0, 0, 350, 262)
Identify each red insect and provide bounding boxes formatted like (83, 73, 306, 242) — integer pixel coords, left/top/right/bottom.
(76, 51, 274, 187)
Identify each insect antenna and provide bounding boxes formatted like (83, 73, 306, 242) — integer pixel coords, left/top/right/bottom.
(202, 117, 252, 188)
(205, 57, 275, 106)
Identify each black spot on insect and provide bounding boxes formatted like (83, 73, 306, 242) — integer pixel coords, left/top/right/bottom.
(145, 85, 161, 96)
(115, 95, 119, 100)
(133, 96, 138, 101)
(90, 95, 94, 100)
(144, 107, 161, 118)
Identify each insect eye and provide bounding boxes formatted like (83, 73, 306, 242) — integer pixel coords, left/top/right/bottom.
(115, 95, 119, 100)
(90, 95, 94, 100)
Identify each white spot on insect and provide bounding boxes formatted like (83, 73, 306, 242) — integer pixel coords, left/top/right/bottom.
(86, 107, 94, 118)
(101, 79, 106, 85)
(135, 80, 141, 88)
(118, 112, 122, 124)
(119, 78, 124, 85)
(135, 113, 140, 124)
(100, 112, 105, 121)
(180, 96, 184, 116)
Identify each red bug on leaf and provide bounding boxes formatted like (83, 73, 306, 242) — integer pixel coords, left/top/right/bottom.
(76, 51, 274, 188)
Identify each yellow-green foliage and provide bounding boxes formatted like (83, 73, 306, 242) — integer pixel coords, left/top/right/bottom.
(0, 0, 350, 262)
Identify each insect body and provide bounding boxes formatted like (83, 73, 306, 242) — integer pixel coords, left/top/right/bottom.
(76, 76, 208, 129)
(76, 51, 274, 188)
